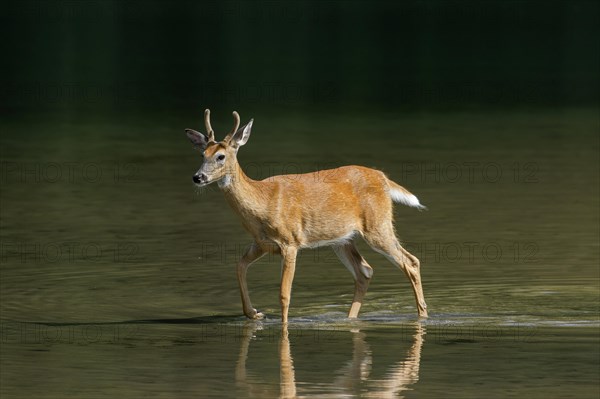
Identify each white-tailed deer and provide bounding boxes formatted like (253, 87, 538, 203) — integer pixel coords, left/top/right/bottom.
(185, 109, 428, 323)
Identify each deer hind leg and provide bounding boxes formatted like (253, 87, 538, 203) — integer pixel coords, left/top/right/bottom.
(333, 242, 374, 319)
(363, 226, 428, 318)
(237, 242, 266, 319)
(280, 246, 298, 324)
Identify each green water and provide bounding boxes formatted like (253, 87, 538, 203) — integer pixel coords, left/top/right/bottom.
(1, 108, 599, 397)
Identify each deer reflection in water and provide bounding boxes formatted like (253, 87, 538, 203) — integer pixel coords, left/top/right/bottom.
(236, 323, 425, 398)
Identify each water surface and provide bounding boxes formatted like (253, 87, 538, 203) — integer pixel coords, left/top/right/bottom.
(1, 108, 598, 397)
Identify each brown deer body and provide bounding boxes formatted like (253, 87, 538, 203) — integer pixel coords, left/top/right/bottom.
(186, 110, 428, 323)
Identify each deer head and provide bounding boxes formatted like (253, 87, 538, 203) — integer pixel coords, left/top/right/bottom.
(185, 109, 253, 187)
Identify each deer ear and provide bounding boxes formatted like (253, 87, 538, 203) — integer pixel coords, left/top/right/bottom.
(230, 119, 253, 148)
(185, 128, 209, 150)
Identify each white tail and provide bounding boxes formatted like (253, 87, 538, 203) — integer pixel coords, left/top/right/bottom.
(185, 110, 428, 323)
(388, 180, 428, 210)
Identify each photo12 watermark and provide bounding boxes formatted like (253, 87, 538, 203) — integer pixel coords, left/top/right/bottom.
(4, 80, 339, 107)
(0, 241, 142, 264)
(187, 161, 540, 187)
(0, 321, 538, 346)
(397, 161, 539, 184)
(1, 322, 140, 345)
(0, 161, 139, 184)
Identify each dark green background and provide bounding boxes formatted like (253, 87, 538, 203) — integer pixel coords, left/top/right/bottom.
(2, 0, 599, 118)
(1, 2, 599, 398)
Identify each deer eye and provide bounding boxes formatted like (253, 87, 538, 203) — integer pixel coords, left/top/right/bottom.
(216, 154, 225, 161)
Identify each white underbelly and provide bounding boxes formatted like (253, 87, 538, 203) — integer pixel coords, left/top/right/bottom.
(302, 231, 356, 249)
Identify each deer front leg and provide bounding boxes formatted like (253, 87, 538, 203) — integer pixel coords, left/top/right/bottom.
(280, 246, 298, 324)
(237, 242, 266, 319)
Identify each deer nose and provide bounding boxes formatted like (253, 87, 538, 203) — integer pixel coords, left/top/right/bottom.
(192, 173, 206, 184)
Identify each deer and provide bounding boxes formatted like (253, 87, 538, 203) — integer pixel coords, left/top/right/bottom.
(185, 109, 428, 324)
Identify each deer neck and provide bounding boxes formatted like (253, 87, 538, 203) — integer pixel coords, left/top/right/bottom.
(219, 161, 265, 218)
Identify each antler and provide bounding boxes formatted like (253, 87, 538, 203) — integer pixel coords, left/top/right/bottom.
(204, 109, 215, 142)
(224, 111, 241, 142)
(230, 111, 240, 135)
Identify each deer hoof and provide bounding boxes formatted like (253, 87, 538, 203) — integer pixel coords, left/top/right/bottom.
(253, 311, 265, 320)
(246, 309, 265, 320)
